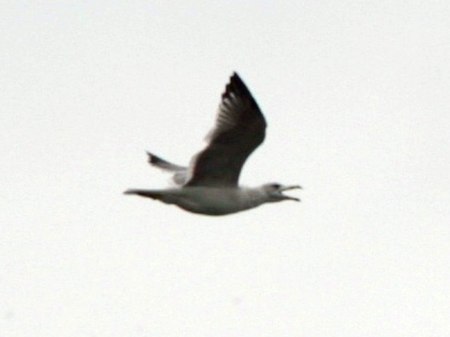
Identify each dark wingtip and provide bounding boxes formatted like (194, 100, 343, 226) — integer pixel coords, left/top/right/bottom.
(222, 72, 259, 110)
(231, 71, 241, 80)
(146, 151, 160, 164)
(229, 71, 245, 88)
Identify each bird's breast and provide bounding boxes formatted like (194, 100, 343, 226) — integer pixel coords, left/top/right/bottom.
(175, 187, 264, 215)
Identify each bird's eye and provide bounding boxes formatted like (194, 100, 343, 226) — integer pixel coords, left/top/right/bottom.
(272, 184, 281, 189)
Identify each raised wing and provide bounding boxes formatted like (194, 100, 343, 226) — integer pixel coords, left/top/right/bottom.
(184, 72, 266, 187)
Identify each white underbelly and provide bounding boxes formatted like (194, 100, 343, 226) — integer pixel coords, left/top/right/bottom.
(173, 188, 261, 215)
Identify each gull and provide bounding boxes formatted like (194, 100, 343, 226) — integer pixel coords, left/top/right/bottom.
(125, 72, 301, 215)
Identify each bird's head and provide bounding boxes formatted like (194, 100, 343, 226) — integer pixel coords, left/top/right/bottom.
(262, 183, 302, 202)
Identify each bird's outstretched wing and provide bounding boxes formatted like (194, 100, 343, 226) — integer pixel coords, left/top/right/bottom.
(185, 73, 266, 187)
(147, 152, 188, 185)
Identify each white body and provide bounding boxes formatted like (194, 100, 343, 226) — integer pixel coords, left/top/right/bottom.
(155, 187, 268, 215)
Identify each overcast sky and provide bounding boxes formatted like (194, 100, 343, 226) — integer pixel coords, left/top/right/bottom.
(1, 1, 450, 336)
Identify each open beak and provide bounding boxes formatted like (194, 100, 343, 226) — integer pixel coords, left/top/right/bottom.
(280, 185, 302, 202)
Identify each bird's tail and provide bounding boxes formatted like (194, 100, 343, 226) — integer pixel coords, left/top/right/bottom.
(123, 189, 163, 200)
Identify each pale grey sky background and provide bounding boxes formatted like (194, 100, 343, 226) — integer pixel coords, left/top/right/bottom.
(1, 1, 450, 336)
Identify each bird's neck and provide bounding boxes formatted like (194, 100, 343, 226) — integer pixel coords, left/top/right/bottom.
(240, 187, 269, 207)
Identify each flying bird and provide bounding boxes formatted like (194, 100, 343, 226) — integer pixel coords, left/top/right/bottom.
(125, 72, 301, 215)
